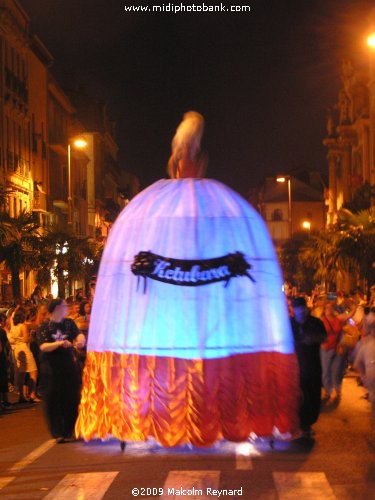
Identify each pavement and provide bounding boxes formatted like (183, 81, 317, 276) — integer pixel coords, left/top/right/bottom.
(0, 369, 374, 499)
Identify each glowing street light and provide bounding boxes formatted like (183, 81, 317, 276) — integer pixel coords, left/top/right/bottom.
(276, 174, 292, 238)
(73, 138, 88, 149)
(68, 138, 88, 225)
(367, 33, 375, 49)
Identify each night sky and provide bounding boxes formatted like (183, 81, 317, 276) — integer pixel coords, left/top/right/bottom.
(20, 0, 375, 196)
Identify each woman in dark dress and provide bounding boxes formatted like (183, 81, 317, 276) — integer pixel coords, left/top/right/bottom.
(36, 298, 85, 443)
(0, 313, 11, 410)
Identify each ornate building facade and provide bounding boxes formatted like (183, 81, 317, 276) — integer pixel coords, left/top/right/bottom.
(0, 0, 138, 301)
(324, 8, 375, 222)
(0, 0, 33, 215)
(323, 60, 372, 223)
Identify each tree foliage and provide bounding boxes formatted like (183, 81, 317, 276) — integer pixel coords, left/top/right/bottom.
(280, 206, 375, 295)
(335, 208, 375, 294)
(0, 193, 98, 300)
(299, 228, 344, 292)
(342, 182, 375, 213)
(39, 226, 95, 299)
(0, 211, 41, 300)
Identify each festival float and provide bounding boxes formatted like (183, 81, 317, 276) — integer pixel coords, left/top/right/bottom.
(76, 112, 300, 447)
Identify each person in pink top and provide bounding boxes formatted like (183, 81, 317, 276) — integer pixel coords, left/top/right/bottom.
(320, 301, 346, 400)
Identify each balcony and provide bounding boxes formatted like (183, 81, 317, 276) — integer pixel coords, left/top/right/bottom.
(32, 191, 47, 212)
(5, 67, 28, 103)
(52, 202, 68, 212)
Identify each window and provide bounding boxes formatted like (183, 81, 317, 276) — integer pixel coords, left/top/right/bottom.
(271, 208, 283, 221)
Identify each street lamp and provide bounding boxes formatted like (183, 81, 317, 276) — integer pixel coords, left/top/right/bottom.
(68, 138, 87, 225)
(368, 29, 375, 186)
(367, 33, 375, 49)
(302, 220, 311, 239)
(276, 175, 292, 238)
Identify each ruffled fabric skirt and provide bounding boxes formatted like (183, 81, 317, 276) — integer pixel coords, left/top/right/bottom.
(76, 351, 300, 446)
(76, 178, 300, 445)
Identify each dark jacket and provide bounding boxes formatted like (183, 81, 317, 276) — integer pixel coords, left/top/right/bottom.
(291, 315, 327, 379)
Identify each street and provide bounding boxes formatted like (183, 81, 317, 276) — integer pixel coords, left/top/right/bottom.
(0, 371, 374, 499)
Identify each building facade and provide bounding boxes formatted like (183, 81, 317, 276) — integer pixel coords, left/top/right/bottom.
(323, 9, 375, 222)
(251, 171, 326, 247)
(0, 0, 138, 301)
(0, 0, 32, 214)
(0, 0, 35, 300)
(66, 92, 140, 242)
(323, 60, 372, 223)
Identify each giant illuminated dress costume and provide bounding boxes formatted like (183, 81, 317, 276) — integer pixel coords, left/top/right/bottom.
(76, 112, 300, 446)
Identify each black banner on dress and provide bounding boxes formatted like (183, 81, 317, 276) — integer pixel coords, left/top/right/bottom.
(131, 251, 255, 291)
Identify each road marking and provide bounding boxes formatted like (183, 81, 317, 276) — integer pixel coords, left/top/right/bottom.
(7, 439, 55, 474)
(235, 442, 259, 470)
(273, 472, 336, 499)
(44, 472, 119, 499)
(0, 477, 15, 490)
(161, 471, 220, 499)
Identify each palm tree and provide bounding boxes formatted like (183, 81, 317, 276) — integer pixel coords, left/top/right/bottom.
(40, 226, 95, 299)
(299, 228, 344, 293)
(342, 181, 375, 213)
(0, 217, 18, 247)
(0, 211, 41, 300)
(65, 234, 95, 295)
(335, 208, 375, 296)
(278, 236, 315, 292)
(300, 207, 375, 296)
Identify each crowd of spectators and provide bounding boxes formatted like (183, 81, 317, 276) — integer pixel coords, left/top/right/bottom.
(0, 286, 92, 416)
(1, 281, 374, 442)
(288, 286, 375, 438)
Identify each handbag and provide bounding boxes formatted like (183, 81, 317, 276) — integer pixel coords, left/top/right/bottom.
(339, 322, 360, 349)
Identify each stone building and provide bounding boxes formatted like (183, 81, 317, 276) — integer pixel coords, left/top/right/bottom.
(323, 8, 375, 222)
(66, 89, 140, 242)
(0, 0, 33, 215)
(0, 0, 40, 300)
(323, 59, 372, 223)
(251, 170, 326, 247)
(47, 76, 89, 234)
(0, 0, 138, 301)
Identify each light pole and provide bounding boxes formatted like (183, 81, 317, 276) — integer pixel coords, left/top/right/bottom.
(302, 220, 311, 238)
(368, 29, 375, 186)
(67, 138, 87, 225)
(276, 175, 292, 238)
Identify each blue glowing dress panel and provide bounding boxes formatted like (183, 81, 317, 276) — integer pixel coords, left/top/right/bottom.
(87, 178, 294, 359)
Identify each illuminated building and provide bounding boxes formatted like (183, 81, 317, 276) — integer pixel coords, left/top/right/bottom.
(324, 4, 375, 223)
(0, 0, 137, 300)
